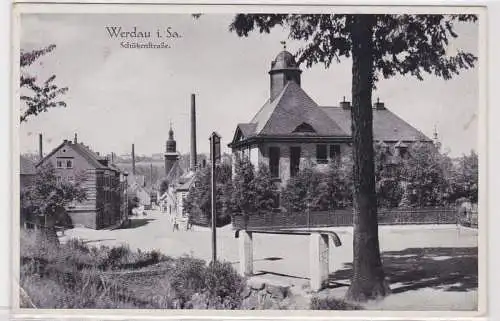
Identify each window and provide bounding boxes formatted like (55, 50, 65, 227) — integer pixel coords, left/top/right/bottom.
(329, 145, 341, 162)
(66, 159, 73, 168)
(290, 147, 301, 177)
(269, 147, 280, 178)
(293, 122, 315, 133)
(397, 146, 408, 158)
(56, 160, 63, 168)
(316, 145, 328, 164)
(56, 176, 62, 183)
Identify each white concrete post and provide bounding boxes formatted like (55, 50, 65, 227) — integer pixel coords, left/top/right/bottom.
(239, 230, 253, 276)
(309, 232, 329, 291)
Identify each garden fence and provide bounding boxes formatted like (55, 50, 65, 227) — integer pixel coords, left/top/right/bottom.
(232, 207, 463, 230)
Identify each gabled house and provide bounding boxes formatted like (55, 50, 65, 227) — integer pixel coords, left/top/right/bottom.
(20, 155, 36, 190)
(228, 50, 432, 185)
(36, 135, 128, 229)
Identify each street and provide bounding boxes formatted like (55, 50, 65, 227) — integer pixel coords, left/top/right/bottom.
(60, 209, 479, 310)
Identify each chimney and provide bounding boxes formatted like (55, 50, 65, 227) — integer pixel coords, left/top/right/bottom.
(340, 96, 351, 109)
(190, 93, 197, 171)
(374, 97, 386, 110)
(111, 152, 115, 163)
(132, 144, 136, 175)
(38, 133, 43, 161)
(74, 133, 78, 144)
(150, 163, 153, 186)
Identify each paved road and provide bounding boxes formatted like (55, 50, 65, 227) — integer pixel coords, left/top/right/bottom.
(60, 209, 479, 311)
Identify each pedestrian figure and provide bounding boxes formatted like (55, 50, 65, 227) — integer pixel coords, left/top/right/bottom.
(172, 216, 179, 232)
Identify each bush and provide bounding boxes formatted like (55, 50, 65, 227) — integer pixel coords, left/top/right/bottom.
(169, 256, 207, 304)
(202, 261, 244, 309)
(281, 156, 353, 212)
(20, 231, 245, 309)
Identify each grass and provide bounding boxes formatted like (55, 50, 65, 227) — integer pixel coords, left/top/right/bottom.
(310, 296, 362, 310)
(20, 229, 369, 310)
(20, 229, 244, 309)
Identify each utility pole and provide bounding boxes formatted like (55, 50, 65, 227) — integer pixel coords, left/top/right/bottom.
(209, 132, 221, 263)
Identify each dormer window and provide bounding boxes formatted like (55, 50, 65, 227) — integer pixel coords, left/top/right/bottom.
(234, 129, 244, 142)
(293, 122, 315, 133)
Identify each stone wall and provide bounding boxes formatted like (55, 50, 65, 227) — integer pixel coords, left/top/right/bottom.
(240, 278, 293, 310)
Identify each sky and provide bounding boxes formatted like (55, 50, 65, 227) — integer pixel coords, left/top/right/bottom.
(18, 13, 479, 157)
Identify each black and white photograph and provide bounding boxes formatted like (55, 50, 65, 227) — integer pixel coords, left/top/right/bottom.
(12, 3, 485, 318)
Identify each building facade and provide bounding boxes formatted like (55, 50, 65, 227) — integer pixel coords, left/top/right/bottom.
(36, 136, 128, 229)
(228, 50, 432, 186)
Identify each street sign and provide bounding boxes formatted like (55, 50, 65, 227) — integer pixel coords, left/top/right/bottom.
(209, 132, 221, 263)
(209, 132, 221, 162)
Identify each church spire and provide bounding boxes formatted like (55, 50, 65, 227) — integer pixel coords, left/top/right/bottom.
(168, 121, 174, 140)
(166, 123, 176, 153)
(165, 122, 179, 176)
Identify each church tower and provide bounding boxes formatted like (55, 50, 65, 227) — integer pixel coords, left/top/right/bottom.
(164, 124, 180, 176)
(269, 47, 302, 102)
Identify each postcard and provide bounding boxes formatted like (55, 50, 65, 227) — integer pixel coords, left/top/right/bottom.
(10, 2, 487, 320)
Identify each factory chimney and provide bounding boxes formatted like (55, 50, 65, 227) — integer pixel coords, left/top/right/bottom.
(190, 93, 197, 171)
(38, 133, 43, 161)
(132, 143, 136, 175)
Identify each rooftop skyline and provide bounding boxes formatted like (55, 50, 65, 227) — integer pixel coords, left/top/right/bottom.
(19, 14, 479, 157)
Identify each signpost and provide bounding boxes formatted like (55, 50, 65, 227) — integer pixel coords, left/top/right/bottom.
(209, 132, 221, 263)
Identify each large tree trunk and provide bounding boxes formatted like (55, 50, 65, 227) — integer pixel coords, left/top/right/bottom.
(345, 15, 390, 302)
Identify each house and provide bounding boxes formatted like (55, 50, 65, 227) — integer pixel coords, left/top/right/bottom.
(20, 156, 37, 228)
(174, 171, 196, 216)
(36, 135, 128, 229)
(20, 155, 36, 190)
(228, 50, 432, 185)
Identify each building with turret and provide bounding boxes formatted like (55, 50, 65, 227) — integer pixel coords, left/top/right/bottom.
(228, 49, 433, 186)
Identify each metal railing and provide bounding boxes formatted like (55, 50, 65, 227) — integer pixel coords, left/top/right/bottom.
(232, 206, 462, 230)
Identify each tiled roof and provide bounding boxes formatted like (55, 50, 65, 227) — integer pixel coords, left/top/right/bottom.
(176, 171, 195, 191)
(165, 161, 184, 184)
(20, 156, 36, 175)
(320, 107, 431, 142)
(70, 143, 110, 169)
(37, 140, 117, 171)
(237, 123, 258, 138)
(249, 82, 349, 137)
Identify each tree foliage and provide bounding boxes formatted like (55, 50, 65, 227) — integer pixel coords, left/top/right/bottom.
(20, 44, 68, 122)
(230, 14, 477, 83)
(230, 156, 256, 216)
(21, 163, 87, 219)
(184, 161, 233, 226)
(281, 156, 353, 212)
(448, 150, 478, 203)
(252, 163, 278, 213)
(159, 179, 170, 196)
(21, 163, 87, 243)
(374, 143, 404, 208)
(400, 142, 449, 207)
